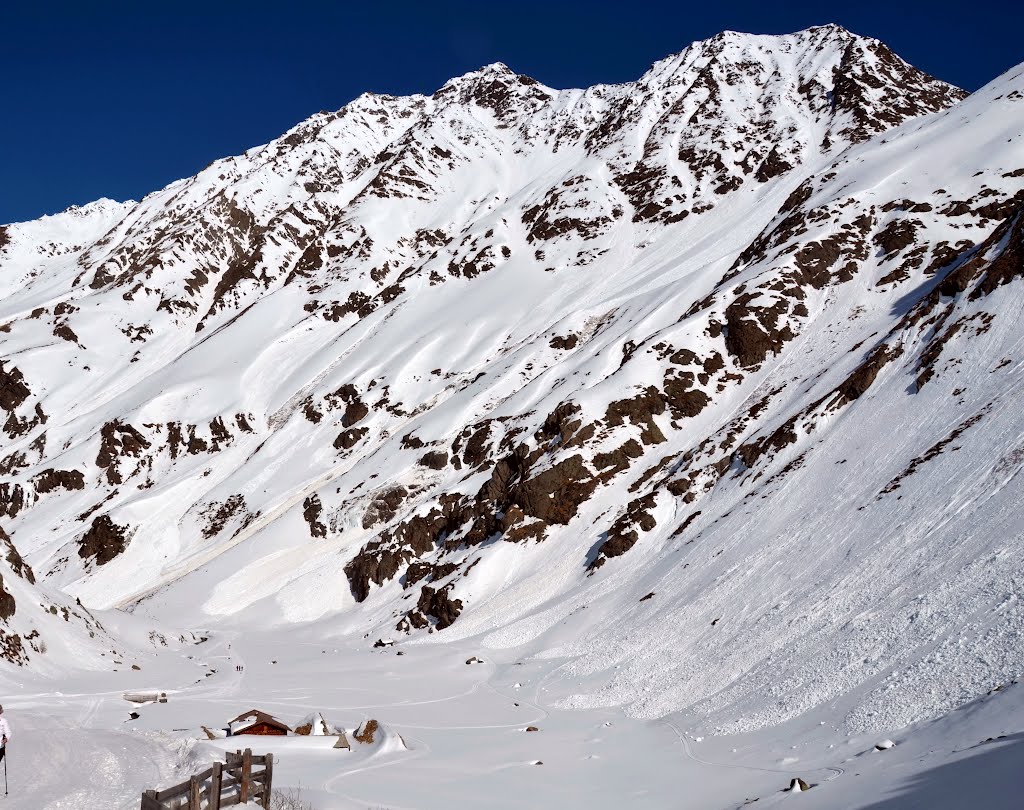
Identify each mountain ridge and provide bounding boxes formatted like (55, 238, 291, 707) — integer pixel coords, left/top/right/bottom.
(0, 26, 1021, 737)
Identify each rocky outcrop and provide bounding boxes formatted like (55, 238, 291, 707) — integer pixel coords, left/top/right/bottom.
(78, 515, 130, 566)
(0, 576, 15, 621)
(201, 495, 257, 539)
(0, 363, 31, 412)
(402, 583, 463, 630)
(418, 450, 448, 470)
(302, 495, 327, 538)
(96, 421, 151, 485)
(0, 527, 35, 584)
(589, 494, 658, 570)
(33, 469, 86, 494)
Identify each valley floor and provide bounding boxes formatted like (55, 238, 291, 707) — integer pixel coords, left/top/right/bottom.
(0, 629, 1020, 809)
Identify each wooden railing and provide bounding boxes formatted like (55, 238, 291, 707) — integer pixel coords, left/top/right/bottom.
(140, 748, 273, 809)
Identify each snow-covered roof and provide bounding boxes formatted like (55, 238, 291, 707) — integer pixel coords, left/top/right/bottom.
(227, 709, 290, 734)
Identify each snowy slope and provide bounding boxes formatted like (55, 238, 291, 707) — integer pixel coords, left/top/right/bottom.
(0, 24, 1021, 763)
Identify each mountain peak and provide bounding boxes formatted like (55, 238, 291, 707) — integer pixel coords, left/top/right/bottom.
(432, 61, 551, 117)
(435, 61, 521, 92)
(675, 23, 879, 65)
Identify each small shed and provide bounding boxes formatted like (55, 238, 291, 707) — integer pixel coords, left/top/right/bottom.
(227, 709, 291, 737)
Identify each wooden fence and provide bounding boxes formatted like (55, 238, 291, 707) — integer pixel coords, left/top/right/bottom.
(140, 748, 273, 809)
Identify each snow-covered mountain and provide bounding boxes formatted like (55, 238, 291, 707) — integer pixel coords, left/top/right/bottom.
(0, 23, 1021, 740)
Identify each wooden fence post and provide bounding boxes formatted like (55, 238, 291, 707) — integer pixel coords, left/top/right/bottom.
(210, 760, 223, 810)
(140, 749, 273, 809)
(240, 748, 252, 803)
(262, 753, 273, 809)
(189, 773, 202, 809)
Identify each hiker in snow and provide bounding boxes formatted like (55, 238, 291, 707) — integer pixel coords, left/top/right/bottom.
(0, 704, 10, 761)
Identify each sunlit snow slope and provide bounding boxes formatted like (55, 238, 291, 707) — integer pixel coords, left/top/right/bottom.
(0, 25, 1021, 734)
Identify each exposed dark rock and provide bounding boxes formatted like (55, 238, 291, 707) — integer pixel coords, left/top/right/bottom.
(0, 527, 35, 584)
(0, 630, 28, 665)
(589, 493, 657, 569)
(501, 506, 549, 543)
(96, 421, 151, 485)
(670, 511, 702, 538)
(3, 401, 47, 440)
(733, 418, 800, 472)
(408, 583, 463, 630)
(346, 541, 412, 602)
(347, 441, 601, 603)
(404, 561, 458, 588)
(833, 344, 902, 404)
(33, 468, 86, 494)
(334, 427, 368, 450)
(664, 378, 710, 420)
(400, 433, 425, 450)
(418, 451, 448, 470)
(326, 384, 369, 428)
(830, 38, 967, 143)
(549, 334, 579, 350)
(0, 484, 28, 519)
(964, 207, 1024, 300)
(302, 495, 327, 538)
(448, 244, 500, 278)
(724, 296, 794, 368)
(362, 486, 408, 529)
(78, 514, 129, 566)
(0, 363, 31, 412)
(593, 439, 644, 476)
(201, 495, 253, 539)
(0, 575, 15, 621)
(605, 387, 667, 445)
(53, 322, 80, 344)
(513, 455, 598, 525)
(536, 403, 583, 447)
(456, 420, 495, 469)
(755, 146, 793, 182)
(302, 398, 323, 423)
(873, 217, 921, 258)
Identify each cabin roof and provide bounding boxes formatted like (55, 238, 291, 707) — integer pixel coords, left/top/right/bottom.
(228, 709, 291, 732)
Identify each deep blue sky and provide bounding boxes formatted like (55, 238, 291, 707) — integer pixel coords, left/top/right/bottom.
(2, 1, 1021, 224)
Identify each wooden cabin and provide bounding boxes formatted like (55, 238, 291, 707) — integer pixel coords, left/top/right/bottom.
(227, 709, 291, 737)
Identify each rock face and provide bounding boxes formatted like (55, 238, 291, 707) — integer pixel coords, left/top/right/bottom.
(78, 515, 130, 566)
(1, 25, 1023, 731)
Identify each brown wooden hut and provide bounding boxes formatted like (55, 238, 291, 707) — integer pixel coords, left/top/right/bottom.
(228, 709, 291, 737)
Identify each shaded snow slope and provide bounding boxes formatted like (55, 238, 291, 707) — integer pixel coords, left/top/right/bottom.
(0, 26, 1021, 741)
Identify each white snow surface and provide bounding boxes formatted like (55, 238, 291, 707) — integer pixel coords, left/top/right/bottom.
(0, 25, 1022, 809)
